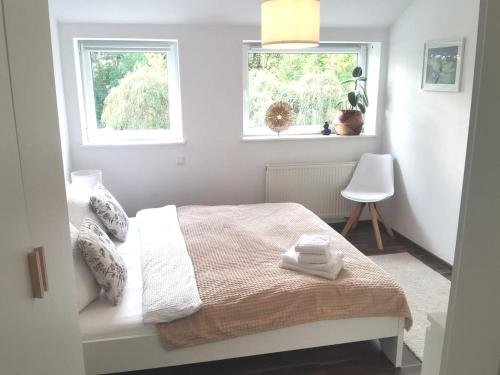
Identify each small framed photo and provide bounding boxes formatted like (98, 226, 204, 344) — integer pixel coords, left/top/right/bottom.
(422, 38, 465, 92)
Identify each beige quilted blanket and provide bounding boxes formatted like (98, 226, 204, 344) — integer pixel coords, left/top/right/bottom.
(157, 203, 412, 349)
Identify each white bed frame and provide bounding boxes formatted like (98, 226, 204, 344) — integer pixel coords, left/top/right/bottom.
(83, 316, 405, 374)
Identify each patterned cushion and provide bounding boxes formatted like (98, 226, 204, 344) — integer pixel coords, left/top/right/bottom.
(77, 218, 127, 305)
(90, 183, 129, 241)
(70, 222, 100, 311)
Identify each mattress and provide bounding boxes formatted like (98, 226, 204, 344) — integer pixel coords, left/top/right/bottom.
(79, 218, 156, 342)
(80, 205, 411, 347)
(157, 203, 412, 349)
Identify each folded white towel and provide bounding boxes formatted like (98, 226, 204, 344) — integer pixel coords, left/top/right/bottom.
(295, 234, 331, 254)
(279, 247, 344, 280)
(297, 252, 331, 264)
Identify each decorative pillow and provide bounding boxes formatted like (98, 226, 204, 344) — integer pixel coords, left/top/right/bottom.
(70, 223, 100, 312)
(77, 218, 127, 305)
(90, 184, 129, 242)
(66, 182, 106, 233)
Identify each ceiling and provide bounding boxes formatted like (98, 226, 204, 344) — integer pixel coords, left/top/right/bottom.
(50, 0, 415, 27)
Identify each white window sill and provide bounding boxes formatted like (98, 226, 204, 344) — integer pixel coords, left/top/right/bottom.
(241, 134, 377, 142)
(80, 138, 186, 148)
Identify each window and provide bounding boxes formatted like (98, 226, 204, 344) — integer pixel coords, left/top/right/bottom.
(76, 40, 183, 145)
(243, 43, 367, 137)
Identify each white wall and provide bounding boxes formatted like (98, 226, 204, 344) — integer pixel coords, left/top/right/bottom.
(49, 8, 71, 179)
(58, 24, 388, 216)
(383, 0, 480, 263)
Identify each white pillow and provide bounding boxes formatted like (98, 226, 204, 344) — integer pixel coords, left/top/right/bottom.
(66, 183, 106, 233)
(70, 223, 100, 312)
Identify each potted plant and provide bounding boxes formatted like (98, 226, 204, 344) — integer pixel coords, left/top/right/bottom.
(333, 66, 369, 135)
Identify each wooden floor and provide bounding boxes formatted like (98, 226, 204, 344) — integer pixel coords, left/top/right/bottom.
(118, 221, 452, 375)
(122, 341, 421, 375)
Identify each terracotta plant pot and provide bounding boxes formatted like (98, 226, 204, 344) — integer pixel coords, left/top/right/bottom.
(333, 110, 364, 135)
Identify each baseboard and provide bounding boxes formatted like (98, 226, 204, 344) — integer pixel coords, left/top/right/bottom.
(329, 219, 453, 269)
(391, 229, 453, 269)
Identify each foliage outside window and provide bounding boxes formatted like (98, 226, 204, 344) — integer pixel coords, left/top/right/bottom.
(77, 40, 182, 145)
(244, 43, 367, 137)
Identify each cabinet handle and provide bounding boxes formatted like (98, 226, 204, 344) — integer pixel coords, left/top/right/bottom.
(35, 247, 48, 292)
(28, 246, 48, 298)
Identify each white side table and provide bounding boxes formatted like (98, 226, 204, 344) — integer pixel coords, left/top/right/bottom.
(421, 312, 447, 375)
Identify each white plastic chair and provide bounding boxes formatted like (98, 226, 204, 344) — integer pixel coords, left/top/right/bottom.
(341, 153, 395, 250)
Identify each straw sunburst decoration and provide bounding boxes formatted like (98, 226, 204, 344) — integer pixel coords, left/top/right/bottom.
(265, 101, 295, 135)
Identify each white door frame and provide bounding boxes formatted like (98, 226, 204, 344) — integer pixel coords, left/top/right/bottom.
(441, 0, 500, 374)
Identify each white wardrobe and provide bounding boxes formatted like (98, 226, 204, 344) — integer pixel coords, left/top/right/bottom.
(0, 0, 84, 374)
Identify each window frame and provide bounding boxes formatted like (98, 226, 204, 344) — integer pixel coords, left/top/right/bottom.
(75, 39, 183, 145)
(242, 42, 368, 138)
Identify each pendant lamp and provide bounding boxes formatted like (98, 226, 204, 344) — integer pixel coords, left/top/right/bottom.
(261, 0, 320, 49)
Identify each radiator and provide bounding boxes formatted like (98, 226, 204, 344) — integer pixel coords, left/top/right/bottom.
(265, 162, 357, 220)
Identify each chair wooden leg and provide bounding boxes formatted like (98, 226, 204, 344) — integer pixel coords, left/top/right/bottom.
(369, 203, 384, 250)
(351, 203, 366, 230)
(342, 203, 364, 237)
(374, 203, 394, 237)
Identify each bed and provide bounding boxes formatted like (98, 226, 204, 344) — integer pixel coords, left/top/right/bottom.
(80, 203, 411, 375)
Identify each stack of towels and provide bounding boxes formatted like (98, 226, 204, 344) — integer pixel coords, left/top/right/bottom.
(279, 234, 344, 280)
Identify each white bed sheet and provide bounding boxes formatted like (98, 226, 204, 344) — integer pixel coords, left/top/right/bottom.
(79, 218, 156, 342)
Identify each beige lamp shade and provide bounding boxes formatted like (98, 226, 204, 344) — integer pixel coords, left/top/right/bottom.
(71, 169, 102, 191)
(261, 0, 320, 49)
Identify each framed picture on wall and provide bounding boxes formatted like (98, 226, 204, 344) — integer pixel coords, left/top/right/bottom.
(422, 38, 465, 92)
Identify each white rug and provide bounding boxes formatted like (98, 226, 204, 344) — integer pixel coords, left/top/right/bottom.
(369, 253, 451, 359)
